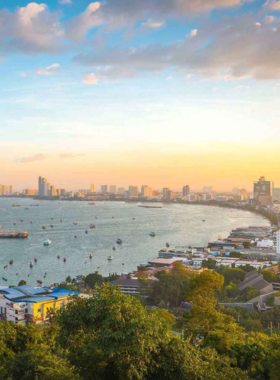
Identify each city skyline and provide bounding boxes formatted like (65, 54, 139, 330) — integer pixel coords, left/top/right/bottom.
(0, 1, 280, 189)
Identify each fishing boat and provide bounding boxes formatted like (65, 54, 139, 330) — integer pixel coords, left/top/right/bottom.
(116, 238, 123, 245)
(90, 224, 96, 229)
(108, 255, 114, 261)
(150, 232, 156, 237)
(43, 239, 51, 246)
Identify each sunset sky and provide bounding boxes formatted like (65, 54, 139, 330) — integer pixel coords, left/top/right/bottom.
(1, 0, 280, 191)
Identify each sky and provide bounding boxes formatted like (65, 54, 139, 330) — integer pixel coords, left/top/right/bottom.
(1, 0, 280, 191)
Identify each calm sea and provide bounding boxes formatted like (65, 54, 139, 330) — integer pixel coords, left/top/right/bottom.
(0, 198, 269, 286)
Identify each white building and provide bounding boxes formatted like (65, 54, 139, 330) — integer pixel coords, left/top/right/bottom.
(277, 231, 280, 255)
(256, 239, 274, 248)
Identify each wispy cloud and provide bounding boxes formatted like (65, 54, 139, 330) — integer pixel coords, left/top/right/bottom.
(36, 63, 60, 76)
(15, 154, 47, 163)
(59, 0, 72, 5)
(59, 153, 85, 159)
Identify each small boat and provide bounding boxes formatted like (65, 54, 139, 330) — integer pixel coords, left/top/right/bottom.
(30, 221, 33, 224)
(90, 224, 96, 229)
(108, 255, 114, 261)
(85, 230, 88, 234)
(50, 225, 54, 228)
(150, 232, 156, 237)
(74, 235, 77, 239)
(13, 222, 16, 226)
(42, 225, 46, 230)
(43, 239, 51, 246)
(51, 217, 54, 220)
(25, 208, 29, 210)
(60, 219, 63, 223)
(166, 243, 170, 248)
(202, 220, 206, 222)
(2, 277, 7, 282)
(9, 260, 13, 265)
(112, 216, 115, 219)
(57, 255, 60, 259)
(89, 253, 93, 259)
(3, 265, 8, 269)
(116, 239, 123, 245)
(73, 222, 78, 225)
(20, 219, 23, 222)
(63, 258, 66, 262)
(34, 258, 37, 263)
(30, 262, 33, 268)
(133, 218, 135, 220)
(88, 202, 95, 205)
(113, 246, 116, 251)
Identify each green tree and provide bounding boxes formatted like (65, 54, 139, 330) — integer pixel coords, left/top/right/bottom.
(17, 280, 26, 286)
(84, 271, 103, 288)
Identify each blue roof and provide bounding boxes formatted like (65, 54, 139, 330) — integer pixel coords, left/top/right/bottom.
(17, 285, 48, 295)
(0, 288, 26, 299)
(21, 296, 56, 303)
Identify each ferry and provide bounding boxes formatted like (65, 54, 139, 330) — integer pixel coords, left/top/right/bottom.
(0, 231, 28, 239)
(43, 239, 51, 246)
(116, 238, 123, 245)
(108, 255, 114, 261)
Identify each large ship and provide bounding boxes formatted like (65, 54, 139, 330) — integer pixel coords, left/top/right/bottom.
(0, 231, 28, 239)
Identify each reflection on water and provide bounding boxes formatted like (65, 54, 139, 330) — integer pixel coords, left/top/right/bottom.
(0, 199, 269, 286)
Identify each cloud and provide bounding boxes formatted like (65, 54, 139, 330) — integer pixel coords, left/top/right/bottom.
(59, 0, 72, 4)
(59, 153, 85, 159)
(265, 0, 280, 10)
(74, 13, 280, 81)
(0, 3, 64, 54)
(36, 63, 60, 76)
(67, 2, 101, 41)
(141, 19, 166, 29)
(82, 72, 99, 85)
(15, 154, 47, 163)
(189, 29, 198, 37)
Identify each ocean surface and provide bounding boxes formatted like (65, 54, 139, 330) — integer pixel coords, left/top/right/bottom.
(0, 198, 269, 286)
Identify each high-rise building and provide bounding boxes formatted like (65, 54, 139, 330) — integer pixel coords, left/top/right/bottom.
(0, 184, 13, 196)
(101, 185, 108, 193)
(141, 185, 153, 198)
(182, 185, 190, 197)
(50, 186, 57, 197)
(109, 185, 117, 194)
(129, 186, 138, 198)
(90, 184, 95, 193)
(118, 187, 125, 195)
(163, 188, 174, 201)
(272, 188, 280, 203)
(254, 176, 272, 205)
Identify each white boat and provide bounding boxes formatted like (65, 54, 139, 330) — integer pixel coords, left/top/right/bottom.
(43, 239, 51, 246)
(108, 255, 114, 261)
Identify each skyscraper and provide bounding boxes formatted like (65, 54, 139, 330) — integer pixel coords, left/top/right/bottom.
(101, 185, 108, 193)
(163, 188, 174, 201)
(253, 176, 272, 205)
(141, 185, 153, 198)
(38, 176, 50, 197)
(182, 185, 190, 197)
(129, 186, 138, 198)
(90, 184, 95, 193)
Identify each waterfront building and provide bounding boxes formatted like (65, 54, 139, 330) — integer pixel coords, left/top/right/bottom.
(141, 185, 153, 198)
(100, 185, 108, 193)
(23, 189, 37, 196)
(272, 188, 280, 203)
(182, 185, 190, 197)
(162, 188, 174, 201)
(254, 176, 272, 205)
(118, 187, 125, 195)
(50, 186, 58, 197)
(90, 184, 95, 193)
(109, 185, 117, 194)
(0, 285, 82, 325)
(129, 186, 138, 198)
(38, 176, 51, 197)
